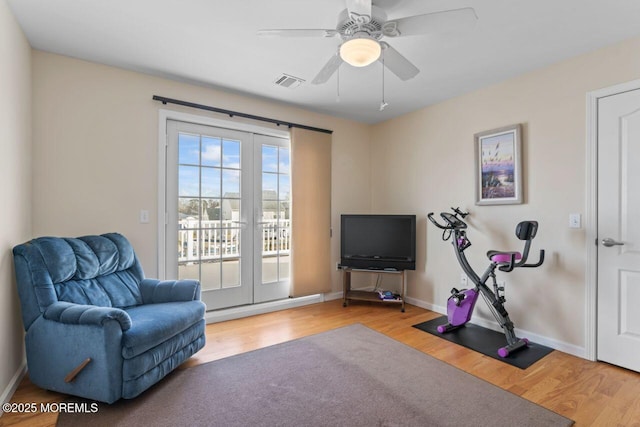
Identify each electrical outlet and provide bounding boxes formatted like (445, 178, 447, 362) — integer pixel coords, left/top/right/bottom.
(336, 262, 341, 270)
(460, 273, 468, 286)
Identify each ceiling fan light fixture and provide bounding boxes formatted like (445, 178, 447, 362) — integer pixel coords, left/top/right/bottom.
(339, 36, 381, 67)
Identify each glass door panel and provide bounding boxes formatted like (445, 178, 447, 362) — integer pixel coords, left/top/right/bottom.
(168, 120, 252, 310)
(254, 135, 291, 303)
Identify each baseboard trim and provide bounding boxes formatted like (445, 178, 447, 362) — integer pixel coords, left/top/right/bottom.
(323, 291, 343, 302)
(404, 296, 586, 359)
(205, 294, 324, 324)
(1, 361, 26, 409)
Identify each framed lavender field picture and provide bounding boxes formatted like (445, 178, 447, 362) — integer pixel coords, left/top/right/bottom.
(475, 124, 523, 205)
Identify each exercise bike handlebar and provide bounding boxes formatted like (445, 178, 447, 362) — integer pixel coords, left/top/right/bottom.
(497, 249, 545, 273)
(520, 249, 545, 268)
(427, 210, 468, 230)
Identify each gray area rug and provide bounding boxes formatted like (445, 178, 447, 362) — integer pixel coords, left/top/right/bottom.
(57, 324, 573, 426)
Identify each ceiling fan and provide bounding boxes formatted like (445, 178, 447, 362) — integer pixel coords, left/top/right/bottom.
(257, 0, 477, 84)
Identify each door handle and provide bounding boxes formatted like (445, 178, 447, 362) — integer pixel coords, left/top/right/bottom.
(602, 238, 624, 247)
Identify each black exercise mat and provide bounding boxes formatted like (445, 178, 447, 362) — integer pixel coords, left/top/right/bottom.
(413, 315, 554, 369)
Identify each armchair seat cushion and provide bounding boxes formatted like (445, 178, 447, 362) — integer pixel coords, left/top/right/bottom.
(122, 300, 206, 359)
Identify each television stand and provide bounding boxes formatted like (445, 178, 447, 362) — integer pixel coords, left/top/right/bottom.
(342, 268, 406, 312)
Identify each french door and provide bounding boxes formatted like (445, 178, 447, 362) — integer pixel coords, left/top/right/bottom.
(166, 120, 290, 310)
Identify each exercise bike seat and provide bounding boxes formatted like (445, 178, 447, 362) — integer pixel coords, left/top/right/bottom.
(487, 251, 522, 264)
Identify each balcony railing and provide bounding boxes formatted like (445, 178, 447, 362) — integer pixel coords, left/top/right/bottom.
(178, 219, 290, 263)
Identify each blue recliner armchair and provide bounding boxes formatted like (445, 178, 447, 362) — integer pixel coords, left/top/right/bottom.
(12, 233, 206, 403)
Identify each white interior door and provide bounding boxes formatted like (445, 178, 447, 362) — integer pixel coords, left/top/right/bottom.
(597, 87, 640, 372)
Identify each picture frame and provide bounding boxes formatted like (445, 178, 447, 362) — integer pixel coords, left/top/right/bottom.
(474, 124, 523, 205)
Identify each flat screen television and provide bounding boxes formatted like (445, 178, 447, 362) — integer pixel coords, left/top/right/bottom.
(340, 214, 416, 271)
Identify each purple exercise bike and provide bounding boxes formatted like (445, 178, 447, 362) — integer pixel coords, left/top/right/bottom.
(427, 208, 545, 357)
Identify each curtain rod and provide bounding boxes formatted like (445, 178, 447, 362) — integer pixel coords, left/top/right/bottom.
(153, 95, 333, 135)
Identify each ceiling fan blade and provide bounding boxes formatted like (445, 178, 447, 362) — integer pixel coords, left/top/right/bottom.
(257, 29, 339, 38)
(382, 7, 478, 37)
(312, 53, 343, 85)
(346, 0, 372, 23)
(379, 42, 419, 81)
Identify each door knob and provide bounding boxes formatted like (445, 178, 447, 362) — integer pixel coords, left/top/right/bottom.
(602, 238, 624, 247)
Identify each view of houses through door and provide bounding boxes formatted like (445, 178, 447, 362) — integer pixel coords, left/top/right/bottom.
(596, 85, 640, 372)
(166, 120, 291, 310)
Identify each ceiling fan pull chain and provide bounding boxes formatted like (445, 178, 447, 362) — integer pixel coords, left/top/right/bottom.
(337, 59, 341, 103)
(380, 49, 388, 111)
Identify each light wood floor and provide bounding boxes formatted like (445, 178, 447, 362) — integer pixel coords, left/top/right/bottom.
(3, 300, 640, 426)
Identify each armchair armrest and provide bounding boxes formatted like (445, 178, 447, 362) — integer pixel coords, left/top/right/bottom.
(139, 279, 201, 304)
(44, 301, 132, 331)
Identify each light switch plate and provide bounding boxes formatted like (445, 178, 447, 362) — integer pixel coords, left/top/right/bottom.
(569, 213, 581, 229)
(140, 210, 150, 224)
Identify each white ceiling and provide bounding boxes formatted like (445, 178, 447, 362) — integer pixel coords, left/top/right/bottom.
(8, 0, 640, 124)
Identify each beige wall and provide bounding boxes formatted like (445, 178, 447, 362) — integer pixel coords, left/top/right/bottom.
(0, 0, 32, 403)
(31, 51, 371, 289)
(371, 35, 640, 350)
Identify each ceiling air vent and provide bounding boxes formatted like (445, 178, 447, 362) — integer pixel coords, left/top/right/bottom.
(274, 73, 305, 89)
